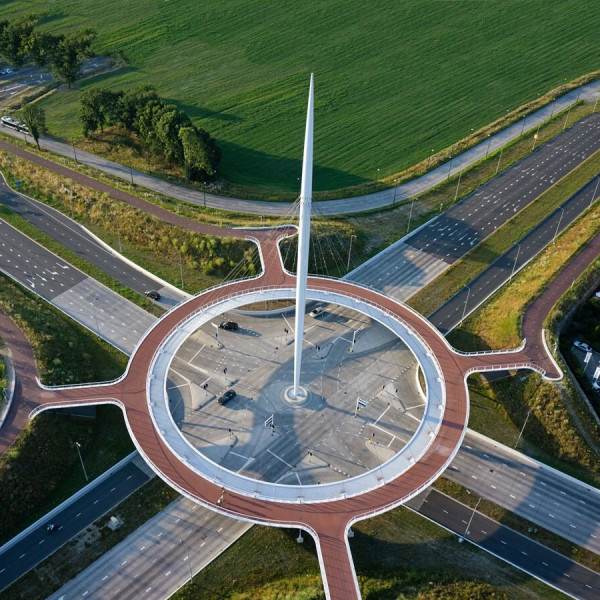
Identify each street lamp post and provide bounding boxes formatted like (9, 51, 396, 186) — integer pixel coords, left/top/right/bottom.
(563, 104, 573, 130)
(514, 410, 532, 448)
(495, 147, 504, 174)
(553, 206, 565, 243)
(75, 441, 89, 482)
(406, 198, 415, 233)
(116, 220, 122, 252)
(393, 179, 398, 204)
(593, 97, 599, 113)
(510, 244, 521, 281)
(589, 175, 600, 210)
(179, 254, 184, 289)
(129, 160, 134, 184)
(446, 156, 453, 180)
(203, 182, 207, 208)
(460, 285, 471, 326)
(72, 139, 78, 163)
(454, 170, 463, 201)
(520, 116, 527, 137)
(180, 538, 193, 583)
(347, 235, 356, 272)
(485, 134, 492, 157)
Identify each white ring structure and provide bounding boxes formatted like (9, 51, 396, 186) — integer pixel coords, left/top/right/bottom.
(148, 287, 446, 504)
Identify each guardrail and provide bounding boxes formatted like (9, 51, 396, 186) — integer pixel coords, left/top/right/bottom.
(453, 338, 526, 356)
(464, 362, 546, 377)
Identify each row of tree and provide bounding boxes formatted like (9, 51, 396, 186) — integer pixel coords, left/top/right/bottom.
(80, 85, 220, 182)
(0, 14, 96, 87)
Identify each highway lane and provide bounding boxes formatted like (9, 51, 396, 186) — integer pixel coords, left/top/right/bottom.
(0, 461, 150, 593)
(447, 431, 600, 554)
(0, 218, 155, 354)
(46, 497, 251, 600)
(350, 112, 600, 301)
(430, 173, 600, 334)
(410, 489, 599, 600)
(0, 176, 187, 308)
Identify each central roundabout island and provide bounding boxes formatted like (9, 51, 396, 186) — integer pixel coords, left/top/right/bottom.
(154, 288, 446, 504)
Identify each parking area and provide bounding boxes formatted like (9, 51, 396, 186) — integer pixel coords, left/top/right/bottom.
(166, 303, 426, 486)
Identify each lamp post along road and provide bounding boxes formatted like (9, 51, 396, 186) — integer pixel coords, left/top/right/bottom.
(75, 441, 89, 482)
(292, 74, 314, 399)
(347, 235, 356, 272)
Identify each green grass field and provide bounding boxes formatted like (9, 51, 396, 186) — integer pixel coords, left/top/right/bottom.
(1, 1, 599, 193)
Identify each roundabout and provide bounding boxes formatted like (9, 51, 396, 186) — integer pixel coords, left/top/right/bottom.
(29, 76, 562, 600)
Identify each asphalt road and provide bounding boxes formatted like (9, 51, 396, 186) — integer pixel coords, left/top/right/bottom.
(349, 111, 600, 301)
(46, 497, 251, 600)
(0, 176, 186, 307)
(0, 461, 150, 593)
(2, 80, 600, 216)
(451, 431, 600, 553)
(0, 217, 156, 354)
(410, 489, 599, 600)
(430, 173, 600, 333)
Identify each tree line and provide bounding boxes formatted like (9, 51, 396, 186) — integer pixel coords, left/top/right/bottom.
(0, 14, 95, 87)
(80, 85, 221, 182)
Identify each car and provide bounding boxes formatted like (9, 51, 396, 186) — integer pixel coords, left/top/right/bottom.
(595, 291, 600, 299)
(309, 305, 324, 318)
(593, 380, 600, 390)
(218, 389, 236, 406)
(144, 290, 161, 301)
(219, 321, 239, 331)
(573, 340, 592, 352)
(46, 523, 58, 534)
(0, 67, 13, 75)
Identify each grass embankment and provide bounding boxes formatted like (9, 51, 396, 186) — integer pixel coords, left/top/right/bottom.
(0, 273, 132, 544)
(166, 506, 556, 600)
(5, 478, 178, 600)
(0, 152, 259, 295)
(408, 145, 600, 316)
(3, 1, 600, 195)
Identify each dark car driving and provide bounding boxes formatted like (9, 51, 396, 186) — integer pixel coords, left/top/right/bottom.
(219, 321, 239, 331)
(218, 389, 236, 405)
(144, 290, 161, 301)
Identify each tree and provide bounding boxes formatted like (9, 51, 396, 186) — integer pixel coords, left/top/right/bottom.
(49, 28, 96, 87)
(79, 87, 122, 136)
(118, 85, 158, 131)
(179, 127, 213, 181)
(25, 30, 57, 67)
(155, 105, 190, 165)
(19, 104, 46, 150)
(0, 14, 39, 66)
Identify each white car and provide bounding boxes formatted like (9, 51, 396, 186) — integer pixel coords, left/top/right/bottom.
(309, 305, 324, 318)
(0, 68, 13, 75)
(592, 380, 600, 391)
(573, 340, 592, 352)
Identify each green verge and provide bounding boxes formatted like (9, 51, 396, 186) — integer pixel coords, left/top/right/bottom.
(3, 1, 600, 196)
(0, 273, 132, 544)
(408, 139, 600, 316)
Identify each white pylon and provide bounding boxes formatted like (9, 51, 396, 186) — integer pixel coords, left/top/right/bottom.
(292, 74, 314, 399)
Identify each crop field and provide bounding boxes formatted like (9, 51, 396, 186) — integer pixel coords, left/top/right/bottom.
(1, 0, 599, 193)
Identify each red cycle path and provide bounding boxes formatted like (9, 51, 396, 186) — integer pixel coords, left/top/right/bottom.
(27, 230, 563, 600)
